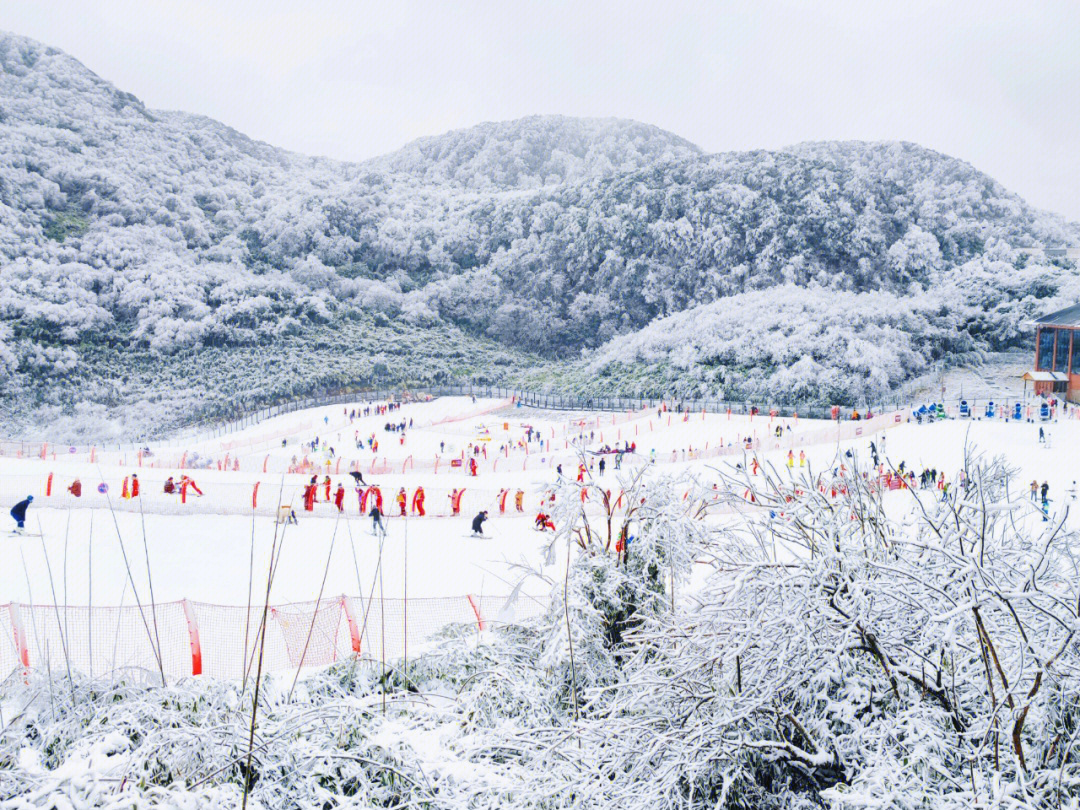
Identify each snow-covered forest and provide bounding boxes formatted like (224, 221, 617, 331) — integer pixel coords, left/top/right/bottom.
(2, 30, 1079, 435)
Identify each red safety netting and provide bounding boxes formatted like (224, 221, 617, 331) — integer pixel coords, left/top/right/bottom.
(1, 593, 544, 681)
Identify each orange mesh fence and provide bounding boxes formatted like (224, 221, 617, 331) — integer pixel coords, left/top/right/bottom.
(2, 594, 545, 681)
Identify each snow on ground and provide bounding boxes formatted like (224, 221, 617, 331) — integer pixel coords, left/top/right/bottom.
(4, 395, 1077, 611)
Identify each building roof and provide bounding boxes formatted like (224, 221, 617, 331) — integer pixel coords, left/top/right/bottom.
(1035, 303, 1080, 327)
(1022, 371, 1070, 382)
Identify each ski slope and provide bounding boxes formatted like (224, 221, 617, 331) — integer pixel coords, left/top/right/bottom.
(1, 394, 1077, 678)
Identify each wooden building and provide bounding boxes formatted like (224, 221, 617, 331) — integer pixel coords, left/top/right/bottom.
(1028, 303, 1080, 401)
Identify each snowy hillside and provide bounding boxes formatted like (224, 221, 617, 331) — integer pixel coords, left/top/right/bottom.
(366, 115, 701, 190)
(2, 30, 1079, 437)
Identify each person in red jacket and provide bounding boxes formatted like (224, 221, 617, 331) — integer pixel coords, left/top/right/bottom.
(334, 483, 345, 513)
(131, 474, 140, 498)
(303, 483, 316, 512)
(411, 486, 426, 516)
(324, 476, 332, 502)
(68, 478, 82, 497)
(396, 487, 407, 516)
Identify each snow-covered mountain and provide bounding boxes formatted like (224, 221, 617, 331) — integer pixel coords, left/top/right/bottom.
(1, 30, 1078, 435)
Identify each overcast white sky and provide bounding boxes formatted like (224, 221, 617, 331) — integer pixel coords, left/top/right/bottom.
(7, 0, 1080, 220)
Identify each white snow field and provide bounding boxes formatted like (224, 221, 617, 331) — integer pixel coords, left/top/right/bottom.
(2, 395, 1077, 679)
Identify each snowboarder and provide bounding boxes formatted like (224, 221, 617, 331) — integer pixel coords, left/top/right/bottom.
(349, 470, 366, 487)
(9, 496, 32, 533)
(471, 510, 488, 537)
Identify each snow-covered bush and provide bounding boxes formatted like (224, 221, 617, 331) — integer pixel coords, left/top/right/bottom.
(6, 456, 1078, 808)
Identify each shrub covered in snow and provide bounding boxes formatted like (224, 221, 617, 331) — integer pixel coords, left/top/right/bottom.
(3, 454, 1078, 808)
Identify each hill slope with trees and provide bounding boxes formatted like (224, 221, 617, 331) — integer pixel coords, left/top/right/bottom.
(1, 31, 1077, 437)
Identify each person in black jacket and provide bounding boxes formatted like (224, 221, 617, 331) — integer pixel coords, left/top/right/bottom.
(10, 495, 33, 533)
(471, 510, 489, 537)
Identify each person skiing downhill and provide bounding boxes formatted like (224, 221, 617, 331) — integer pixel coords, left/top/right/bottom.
(10, 496, 32, 533)
(370, 505, 386, 537)
(471, 510, 488, 537)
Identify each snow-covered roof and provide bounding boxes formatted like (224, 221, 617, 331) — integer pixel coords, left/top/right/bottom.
(1022, 371, 1070, 382)
(1035, 303, 1080, 326)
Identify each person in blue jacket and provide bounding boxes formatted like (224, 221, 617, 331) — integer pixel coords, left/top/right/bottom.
(10, 495, 33, 533)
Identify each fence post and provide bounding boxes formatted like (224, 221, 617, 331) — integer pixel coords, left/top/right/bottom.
(341, 596, 362, 655)
(466, 595, 486, 632)
(181, 599, 203, 675)
(8, 603, 30, 669)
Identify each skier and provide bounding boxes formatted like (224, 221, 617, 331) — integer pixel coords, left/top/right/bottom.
(1068, 480, 1078, 501)
(9, 495, 32, 534)
(515, 490, 524, 512)
(323, 476, 332, 502)
(1041, 481, 1050, 503)
(411, 486, 426, 516)
(181, 476, 204, 496)
(598, 458, 606, 476)
(396, 487, 407, 516)
(131, 474, 140, 498)
(468, 456, 478, 477)
(303, 482, 317, 512)
(799, 450, 806, 467)
(334, 483, 345, 513)
(370, 504, 386, 537)
(471, 510, 488, 537)
(1039, 427, 1045, 443)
